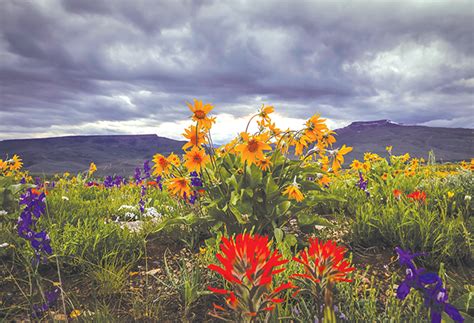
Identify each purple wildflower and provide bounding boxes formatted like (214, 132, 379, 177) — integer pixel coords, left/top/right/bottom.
(156, 176, 163, 190)
(17, 189, 52, 264)
(134, 167, 142, 184)
(32, 287, 60, 318)
(143, 160, 151, 179)
(190, 172, 203, 187)
(356, 171, 369, 196)
(139, 185, 146, 213)
(395, 248, 464, 323)
(20, 177, 26, 184)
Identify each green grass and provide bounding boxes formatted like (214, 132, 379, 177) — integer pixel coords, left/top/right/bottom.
(1, 163, 472, 321)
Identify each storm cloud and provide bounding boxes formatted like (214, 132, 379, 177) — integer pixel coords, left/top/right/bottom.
(1, 0, 473, 143)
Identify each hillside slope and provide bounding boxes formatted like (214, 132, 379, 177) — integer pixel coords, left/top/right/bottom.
(0, 121, 472, 175)
(334, 120, 473, 162)
(0, 134, 185, 175)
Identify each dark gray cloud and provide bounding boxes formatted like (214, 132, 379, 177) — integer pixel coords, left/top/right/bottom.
(1, 0, 473, 142)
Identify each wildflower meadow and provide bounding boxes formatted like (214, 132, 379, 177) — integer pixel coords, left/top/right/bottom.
(0, 102, 472, 322)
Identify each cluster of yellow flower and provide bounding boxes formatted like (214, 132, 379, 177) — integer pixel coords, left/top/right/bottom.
(150, 100, 352, 201)
(460, 159, 474, 171)
(0, 154, 30, 181)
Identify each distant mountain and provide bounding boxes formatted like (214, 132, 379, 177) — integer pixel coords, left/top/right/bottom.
(0, 121, 472, 176)
(334, 120, 473, 163)
(0, 134, 186, 176)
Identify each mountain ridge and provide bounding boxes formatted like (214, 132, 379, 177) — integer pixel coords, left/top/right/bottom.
(1, 122, 472, 175)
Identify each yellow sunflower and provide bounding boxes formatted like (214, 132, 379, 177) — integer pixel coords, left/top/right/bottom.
(350, 159, 362, 171)
(322, 130, 336, 147)
(332, 145, 353, 172)
(293, 134, 311, 156)
(10, 155, 23, 171)
(305, 114, 328, 141)
(256, 157, 273, 171)
(318, 174, 331, 187)
(167, 177, 191, 199)
(187, 99, 215, 129)
(167, 153, 181, 166)
(184, 147, 210, 173)
(88, 162, 97, 175)
(153, 154, 171, 175)
(258, 105, 274, 122)
(234, 132, 272, 165)
(282, 179, 304, 202)
(182, 125, 207, 151)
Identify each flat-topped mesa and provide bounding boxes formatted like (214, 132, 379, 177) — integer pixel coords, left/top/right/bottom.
(348, 120, 399, 128)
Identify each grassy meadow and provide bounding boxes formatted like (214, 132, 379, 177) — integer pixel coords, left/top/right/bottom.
(1, 102, 472, 322)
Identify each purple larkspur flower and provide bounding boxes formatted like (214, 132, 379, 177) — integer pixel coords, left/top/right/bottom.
(189, 192, 198, 205)
(190, 171, 203, 187)
(143, 160, 151, 179)
(139, 185, 146, 213)
(356, 172, 369, 196)
(17, 189, 52, 264)
(156, 176, 163, 190)
(134, 167, 142, 184)
(395, 248, 464, 323)
(32, 287, 60, 318)
(20, 177, 26, 184)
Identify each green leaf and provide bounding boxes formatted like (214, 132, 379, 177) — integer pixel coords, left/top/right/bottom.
(230, 190, 240, 205)
(284, 234, 298, 247)
(297, 212, 333, 227)
(225, 175, 239, 191)
(274, 228, 284, 244)
(229, 205, 247, 224)
(276, 201, 291, 217)
(451, 292, 474, 312)
(264, 175, 279, 198)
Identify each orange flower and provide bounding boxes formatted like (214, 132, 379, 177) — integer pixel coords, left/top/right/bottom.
(182, 125, 207, 150)
(167, 177, 191, 199)
(293, 134, 311, 156)
(234, 132, 272, 165)
(350, 159, 362, 171)
(305, 114, 328, 141)
(318, 174, 331, 187)
(167, 153, 181, 166)
(332, 145, 353, 172)
(282, 179, 304, 202)
(259, 105, 274, 122)
(322, 130, 336, 147)
(184, 147, 210, 173)
(187, 99, 215, 129)
(256, 157, 272, 171)
(152, 154, 171, 175)
(9, 155, 23, 171)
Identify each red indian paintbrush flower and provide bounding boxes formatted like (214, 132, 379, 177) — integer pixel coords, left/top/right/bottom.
(291, 238, 355, 322)
(407, 190, 427, 203)
(393, 189, 403, 199)
(292, 238, 355, 286)
(208, 233, 295, 321)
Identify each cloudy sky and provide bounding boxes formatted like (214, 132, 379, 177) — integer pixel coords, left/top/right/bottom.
(1, 0, 473, 143)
